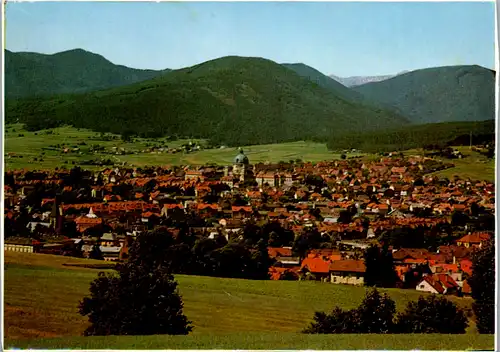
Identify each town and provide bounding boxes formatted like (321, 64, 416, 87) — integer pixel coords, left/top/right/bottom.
(4, 148, 494, 296)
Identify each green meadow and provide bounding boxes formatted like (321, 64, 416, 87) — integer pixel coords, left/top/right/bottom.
(4, 252, 493, 350)
(4, 124, 357, 170)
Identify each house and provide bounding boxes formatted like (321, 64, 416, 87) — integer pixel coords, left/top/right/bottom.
(416, 274, 459, 295)
(232, 206, 252, 218)
(329, 260, 366, 286)
(417, 275, 446, 294)
(4, 237, 41, 253)
(100, 246, 122, 262)
(456, 232, 491, 249)
(99, 233, 118, 247)
(430, 263, 463, 283)
(300, 257, 331, 281)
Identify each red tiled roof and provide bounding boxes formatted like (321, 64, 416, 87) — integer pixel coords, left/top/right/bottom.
(164, 203, 184, 209)
(457, 232, 491, 244)
(268, 247, 292, 258)
(198, 203, 218, 210)
(75, 216, 102, 224)
(420, 275, 445, 294)
(232, 206, 252, 212)
(329, 260, 366, 273)
(301, 257, 331, 274)
(436, 274, 459, 289)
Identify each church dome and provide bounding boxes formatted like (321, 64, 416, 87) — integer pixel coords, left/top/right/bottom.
(234, 149, 249, 164)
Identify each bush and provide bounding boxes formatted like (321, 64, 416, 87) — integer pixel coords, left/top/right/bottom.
(303, 307, 359, 334)
(395, 295, 468, 333)
(303, 288, 396, 334)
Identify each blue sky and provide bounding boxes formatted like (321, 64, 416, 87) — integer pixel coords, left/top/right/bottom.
(5, 1, 496, 77)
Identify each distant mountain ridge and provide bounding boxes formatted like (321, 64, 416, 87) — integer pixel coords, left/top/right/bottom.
(282, 63, 365, 103)
(329, 72, 408, 87)
(5, 48, 171, 98)
(352, 65, 495, 124)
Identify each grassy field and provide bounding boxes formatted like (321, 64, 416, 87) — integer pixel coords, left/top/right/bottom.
(429, 146, 495, 182)
(4, 252, 494, 350)
(6, 332, 495, 350)
(4, 124, 354, 170)
(404, 146, 495, 182)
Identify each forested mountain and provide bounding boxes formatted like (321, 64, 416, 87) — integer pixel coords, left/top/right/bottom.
(352, 65, 496, 124)
(5, 48, 171, 98)
(6, 56, 409, 146)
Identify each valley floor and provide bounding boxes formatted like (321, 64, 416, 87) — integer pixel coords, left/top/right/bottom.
(4, 124, 494, 183)
(4, 252, 494, 350)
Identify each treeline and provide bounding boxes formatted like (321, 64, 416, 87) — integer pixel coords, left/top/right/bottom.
(326, 120, 495, 153)
(117, 225, 280, 280)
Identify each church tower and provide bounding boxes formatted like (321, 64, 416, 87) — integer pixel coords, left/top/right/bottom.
(233, 149, 251, 183)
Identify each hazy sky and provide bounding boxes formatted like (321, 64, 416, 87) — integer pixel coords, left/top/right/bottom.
(6, 1, 496, 77)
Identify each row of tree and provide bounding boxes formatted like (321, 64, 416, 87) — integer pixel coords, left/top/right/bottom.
(303, 288, 469, 334)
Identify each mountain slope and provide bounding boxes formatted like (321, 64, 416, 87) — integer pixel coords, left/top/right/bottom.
(330, 74, 402, 87)
(6, 56, 409, 146)
(282, 63, 365, 103)
(5, 49, 171, 98)
(352, 65, 496, 124)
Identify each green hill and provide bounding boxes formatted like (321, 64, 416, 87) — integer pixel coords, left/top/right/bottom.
(352, 65, 496, 124)
(5, 252, 489, 350)
(5, 48, 171, 99)
(6, 56, 409, 146)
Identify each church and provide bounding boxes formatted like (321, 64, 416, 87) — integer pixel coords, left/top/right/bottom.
(224, 149, 255, 184)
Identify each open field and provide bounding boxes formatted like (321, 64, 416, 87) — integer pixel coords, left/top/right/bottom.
(404, 146, 495, 183)
(4, 124, 356, 170)
(4, 252, 492, 350)
(429, 146, 495, 183)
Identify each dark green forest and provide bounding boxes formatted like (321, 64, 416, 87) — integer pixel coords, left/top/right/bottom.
(326, 120, 495, 152)
(6, 56, 408, 146)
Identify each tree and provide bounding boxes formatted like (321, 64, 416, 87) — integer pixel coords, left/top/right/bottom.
(364, 245, 398, 288)
(127, 228, 175, 271)
(468, 238, 495, 333)
(79, 263, 192, 336)
(303, 307, 359, 334)
(451, 211, 469, 227)
(395, 295, 468, 334)
(88, 244, 103, 260)
(121, 129, 135, 142)
(355, 288, 396, 333)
